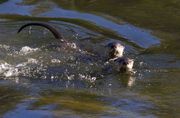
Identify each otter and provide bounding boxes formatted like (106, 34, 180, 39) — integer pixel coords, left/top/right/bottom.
(113, 57, 134, 72)
(17, 22, 134, 73)
(106, 42, 125, 60)
(106, 42, 134, 72)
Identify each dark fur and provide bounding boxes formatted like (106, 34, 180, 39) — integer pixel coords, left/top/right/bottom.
(17, 22, 62, 39)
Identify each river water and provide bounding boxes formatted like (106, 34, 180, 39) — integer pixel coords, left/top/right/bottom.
(0, 0, 179, 118)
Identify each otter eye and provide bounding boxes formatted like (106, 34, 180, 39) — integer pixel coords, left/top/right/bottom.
(111, 45, 115, 49)
(123, 62, 126, 65)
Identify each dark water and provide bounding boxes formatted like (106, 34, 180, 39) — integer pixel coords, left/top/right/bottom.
(0, 0, 179, 118)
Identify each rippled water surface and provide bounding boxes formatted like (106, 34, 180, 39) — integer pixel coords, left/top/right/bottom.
(0, 0, 180, 118)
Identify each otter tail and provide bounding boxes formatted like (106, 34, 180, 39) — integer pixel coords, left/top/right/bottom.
(17, 22, 62, 39)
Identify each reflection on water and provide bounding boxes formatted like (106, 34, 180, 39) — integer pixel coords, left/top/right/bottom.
(40, 7, 160, 48)
(30, 90, 111, 114)
(0, 0, 160, 48)
(0, 86, 25, 116)
(0, 0, 33, 15)
(0, 0, 180, 118)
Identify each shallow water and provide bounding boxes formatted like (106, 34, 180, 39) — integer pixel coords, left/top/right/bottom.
(0, 0, 179, 118)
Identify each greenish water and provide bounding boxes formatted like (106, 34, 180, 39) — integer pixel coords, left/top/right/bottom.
(0, 0, 179, 118)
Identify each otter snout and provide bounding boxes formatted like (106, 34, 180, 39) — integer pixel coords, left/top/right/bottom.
(106, 42, 125, 60)
(114, 57, 134, 72)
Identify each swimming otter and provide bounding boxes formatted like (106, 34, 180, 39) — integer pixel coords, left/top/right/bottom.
(106, 42, 134, 72)
(106, 42, 125, 60)
(113, 57, 134, 72)
(17, 22, 134, 73)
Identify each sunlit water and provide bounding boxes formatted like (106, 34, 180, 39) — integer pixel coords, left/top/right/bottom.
(0, 0, 179, 118)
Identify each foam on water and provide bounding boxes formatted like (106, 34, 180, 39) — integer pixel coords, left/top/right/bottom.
(0, 58, 44, 78)
(51, 59, 61, 64)
(0, 44, 10, 50)
(0, 45, 40, 56)
(78, 74, 97, 83)
(18, 46, 39, 55)
(0, 43, 102, 83)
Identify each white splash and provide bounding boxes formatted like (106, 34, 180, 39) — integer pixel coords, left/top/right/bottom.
(67, 42, 77, 49)
(51, 59, 61, 64)
(27, 58, 39, 64)
(0, 44, 10, 50)
(0, 58, 42, 78)
(66, 74, 75, 80)
(19, 46, 39, 55)
(78, 74, 97, 83)
(0, 62, 19, 77)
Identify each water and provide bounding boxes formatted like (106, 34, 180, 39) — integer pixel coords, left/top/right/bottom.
(0, 0, 179, 118)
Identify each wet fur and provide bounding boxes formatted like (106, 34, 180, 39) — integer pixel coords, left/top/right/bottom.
(17, 22, 62, 39)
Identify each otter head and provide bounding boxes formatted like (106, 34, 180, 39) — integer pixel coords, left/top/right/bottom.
(106, 42, 125, 60)
(115, 57, 134, 72)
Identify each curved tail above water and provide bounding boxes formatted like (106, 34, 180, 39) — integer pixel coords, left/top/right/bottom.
(17, 22, 62, 39)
